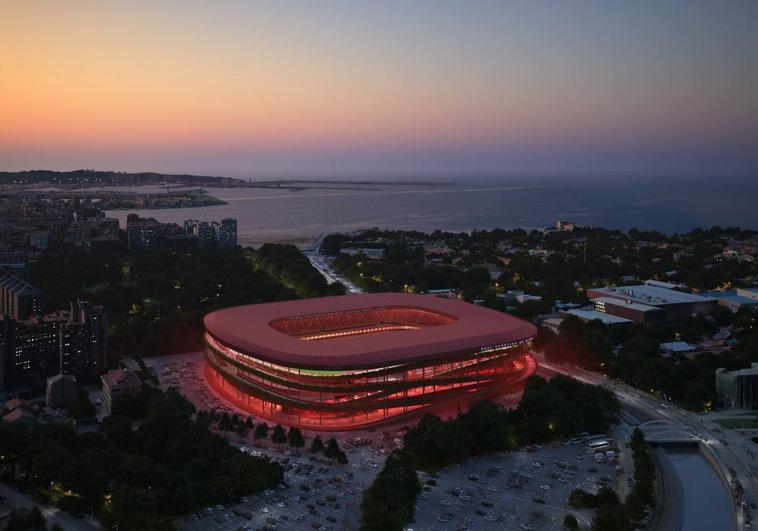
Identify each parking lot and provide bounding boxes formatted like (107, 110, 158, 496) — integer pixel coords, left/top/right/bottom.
(175, 442, 385, 531)
(175, 449, 372, 531)
(149, 353, 623, 531)
(145, 352, 239, 416)
(411, 440, 622, 531)
(174, 439, 624, 531)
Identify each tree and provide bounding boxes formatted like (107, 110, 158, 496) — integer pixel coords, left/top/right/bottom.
(6, 506, 46, 531)
(68, 396, 95, 420)
(595, 487, 620, 508)
(253, 422, 269, 440)
(0, 388, 283, 531)
(360, 451, 421, 531)
(218, 412, 233, 431)
(310, 435, 325, 454)
(564, 513, 579, 529)
(592, 504, 630, 531)
(271, 425, 287, 446)
(324, 438, 341, 460)
(287, 427, 305, 451)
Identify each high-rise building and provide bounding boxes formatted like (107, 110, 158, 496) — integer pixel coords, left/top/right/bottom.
(99, 217, 120, 238)
(184, 219, 217, 248)
(126, 215, 161, 253)
(0, 276, 45, 320)
(199, 222, 217, 249)
(69, 299, 108, 379)
(0, 301, 107, 392)
(218, 218, 238, 249)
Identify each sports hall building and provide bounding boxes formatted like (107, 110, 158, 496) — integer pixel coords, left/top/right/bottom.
(204, 293, 537, 430)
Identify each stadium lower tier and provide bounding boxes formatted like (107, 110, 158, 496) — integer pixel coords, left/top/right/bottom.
(203, 337, 537, 430)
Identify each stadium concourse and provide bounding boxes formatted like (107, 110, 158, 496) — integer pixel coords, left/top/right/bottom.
(203, 293, 537, 430)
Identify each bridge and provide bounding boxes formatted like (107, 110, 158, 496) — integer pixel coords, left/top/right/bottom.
(639, 419, 701, 445)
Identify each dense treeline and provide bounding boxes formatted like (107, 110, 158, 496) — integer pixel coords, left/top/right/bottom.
(541, 310, 758, 410)
(360, 375, 620, 530)
(402, 376, 619, 471)
(624, 428, 656, 525)
(34, 247, 296, 359)
(3, 506, 47, 531)
(569, 486, 620, 509)
(34, 247, 124, 308)
(360, 451, 421, 531)
(400, 401, 514, 472)
(326, 226, 758, 307)
(589, 428, 656, 531)
(326, 226, 758, 410)
(250, 243, 345, 297)
(540, 314, 613, 369)
(333, 251, 493, 298)
(0, 388, 282, 530)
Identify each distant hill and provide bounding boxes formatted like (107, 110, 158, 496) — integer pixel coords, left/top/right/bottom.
(0, 169, 245, 186)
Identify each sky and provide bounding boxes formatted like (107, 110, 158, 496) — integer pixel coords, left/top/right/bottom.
(1, 1, 757, 176)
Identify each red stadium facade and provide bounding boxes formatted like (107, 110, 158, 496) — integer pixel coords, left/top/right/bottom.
(203, 293, 537, 430)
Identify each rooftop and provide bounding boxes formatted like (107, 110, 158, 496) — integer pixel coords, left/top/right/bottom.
(47, 373, 77, 385)
(593, 296, 661, 313)
(2, 408, 34, 424)
(660, 341, 696, 352)
(724, 363, 758, 378)
(565, 308, 633, 325)
(701, 289, 758, 307)
(102, 369, 142, 389)
(0, 276, 43, 296)
(589, 284, 714, 306)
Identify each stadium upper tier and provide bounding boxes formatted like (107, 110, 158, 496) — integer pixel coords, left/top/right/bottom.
(203, 293, 537, 370)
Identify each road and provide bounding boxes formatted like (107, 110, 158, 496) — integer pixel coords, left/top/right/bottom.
(303, 233, 364, 294)
(537, 355, 752, 531)
(0, 483, 101, 531)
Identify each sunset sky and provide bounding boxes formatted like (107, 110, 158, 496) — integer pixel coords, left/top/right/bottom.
(1, 1, 756, 176)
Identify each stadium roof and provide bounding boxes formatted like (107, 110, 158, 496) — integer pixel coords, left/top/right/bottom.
(204, 293, 536, 369)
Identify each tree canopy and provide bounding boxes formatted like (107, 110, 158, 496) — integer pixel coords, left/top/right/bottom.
(0, 388, 282, 530)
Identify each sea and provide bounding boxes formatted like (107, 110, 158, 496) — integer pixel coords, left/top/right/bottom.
(103, 175, 757, 247)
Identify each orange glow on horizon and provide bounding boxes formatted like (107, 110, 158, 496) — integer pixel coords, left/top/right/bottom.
(2, 2, 755, 172)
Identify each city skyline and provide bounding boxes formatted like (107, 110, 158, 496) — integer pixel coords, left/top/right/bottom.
(2, 0, 757, 175)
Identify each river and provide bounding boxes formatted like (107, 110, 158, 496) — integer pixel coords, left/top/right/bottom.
(664, 447, 734, 531)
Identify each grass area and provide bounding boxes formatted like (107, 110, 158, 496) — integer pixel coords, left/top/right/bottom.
(716, 417, 758, 429)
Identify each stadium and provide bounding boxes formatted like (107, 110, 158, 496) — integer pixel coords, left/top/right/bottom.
(204, 293, 537, 430)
